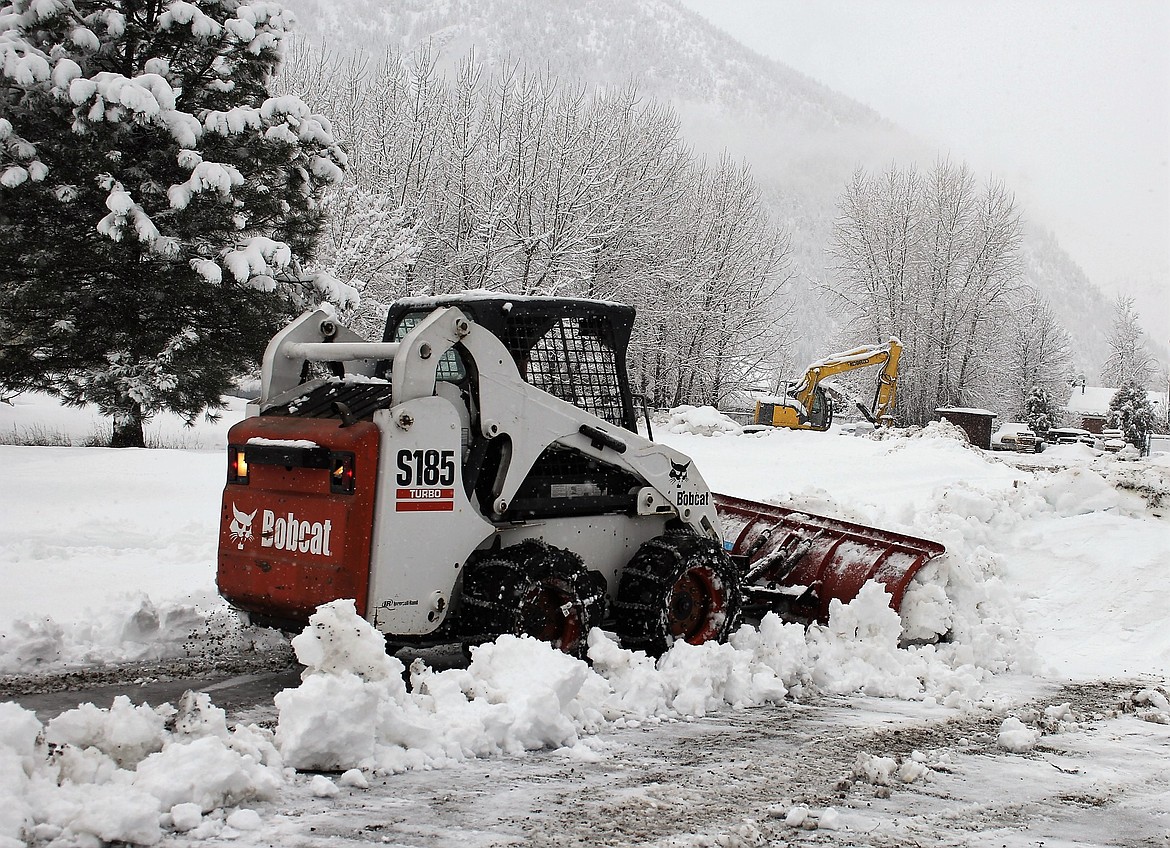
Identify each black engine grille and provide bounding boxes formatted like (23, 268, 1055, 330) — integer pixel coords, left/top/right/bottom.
(266, 381, 395, 421)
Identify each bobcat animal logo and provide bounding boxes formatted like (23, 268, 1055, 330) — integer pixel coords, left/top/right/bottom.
(229, 503, 257, 550)
(669, 459, 690, 483)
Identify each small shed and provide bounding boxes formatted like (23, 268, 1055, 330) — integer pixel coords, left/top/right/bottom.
(936, 407, 996, 450)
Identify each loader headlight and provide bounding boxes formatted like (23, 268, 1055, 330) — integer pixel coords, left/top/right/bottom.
(227, 446, 249, 484)
(330, 452, 355, 494)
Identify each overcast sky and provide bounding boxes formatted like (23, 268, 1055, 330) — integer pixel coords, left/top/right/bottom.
(678, 0, 1169, 338)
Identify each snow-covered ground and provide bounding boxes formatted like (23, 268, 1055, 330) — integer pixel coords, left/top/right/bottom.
(1, 395, 1168, 846)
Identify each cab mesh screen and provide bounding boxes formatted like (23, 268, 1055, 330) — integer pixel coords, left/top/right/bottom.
(505, 317, 623, 427)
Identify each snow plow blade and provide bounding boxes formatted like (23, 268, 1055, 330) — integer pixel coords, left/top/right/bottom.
(714, 493, 945, 623)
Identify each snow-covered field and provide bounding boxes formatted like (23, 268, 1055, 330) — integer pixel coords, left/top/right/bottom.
(1, 395, 1168, 846)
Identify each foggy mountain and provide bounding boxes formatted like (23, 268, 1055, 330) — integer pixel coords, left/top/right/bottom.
(279, 0, 1115, 381)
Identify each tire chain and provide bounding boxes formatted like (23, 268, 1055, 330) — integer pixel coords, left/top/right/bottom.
(614, 532, 742, 657)
(459, 539, 605, 657)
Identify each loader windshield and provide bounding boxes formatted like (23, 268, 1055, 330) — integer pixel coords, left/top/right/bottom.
(391, 313, 466, 382)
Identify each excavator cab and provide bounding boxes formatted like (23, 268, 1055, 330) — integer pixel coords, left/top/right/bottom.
(755, 384, 833, 431)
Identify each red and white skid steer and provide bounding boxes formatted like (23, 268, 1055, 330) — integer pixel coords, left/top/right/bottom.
(217, 293, 944, 657)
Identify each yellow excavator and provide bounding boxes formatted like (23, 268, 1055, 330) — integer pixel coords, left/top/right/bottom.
(753, 337, 902, 431)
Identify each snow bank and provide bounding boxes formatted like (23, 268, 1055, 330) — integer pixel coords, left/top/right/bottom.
(0, 594, 285, 674)
(0, 692, 283, 846)
(273, 591, 1009, 775)
(657, 420, 1170, 679)
(656, 405, 742, 435)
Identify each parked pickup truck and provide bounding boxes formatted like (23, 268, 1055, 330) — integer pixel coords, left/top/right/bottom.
(991, 422, 1043, 453)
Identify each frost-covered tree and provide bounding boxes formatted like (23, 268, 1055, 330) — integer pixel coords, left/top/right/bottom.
(1100, 295, 1154, 389)
(280, 46, 789, 408)
(829, 159, 1023, 424)
(1023, 385, 1056, 440)
(0, 0, 349, 446)
(1003, 294, 1071, 420)
(1107, 381, 1155, 450)
(306, 185, 421, 341)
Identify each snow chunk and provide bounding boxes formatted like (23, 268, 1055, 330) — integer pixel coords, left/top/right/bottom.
(1133, 688, 1170, 724)
(338, 768, 369, 789)
(46, 696, 172, 767)
(162, 110, 202, 148)
(10, 53, 51, 86)
(853, 752, 898, 785)
(225, 808, 262, 830)
(308, 774, 339, 798)
(0, 167, 28, 188)
(159, 1, 222, 38)
(819, 806, 842, 830)
(169, 802, 202, 832)
(190, 257, 223, 284)
(997, 716, 1041, 752)
(290, 599, 402, 681)
(133, 734, 281, 812)
(144, 57, 170, 76)
(784, 804, 810, 827)
(51, 57, 82, 89)
(310, 154, 344, 184)
(223, 236, 293, 285)
(69, 26, 100, 51)
(168, 161, 244, 208)
(204, 106, 262, 136)
(31, 0, 66, 19)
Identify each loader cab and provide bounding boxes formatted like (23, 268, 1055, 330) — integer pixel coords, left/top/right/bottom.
(381, 294, 640, 434)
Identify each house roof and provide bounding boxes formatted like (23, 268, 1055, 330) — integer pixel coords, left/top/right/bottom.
(1066, 386, 1168, 416)
(937, 407, 996, 417)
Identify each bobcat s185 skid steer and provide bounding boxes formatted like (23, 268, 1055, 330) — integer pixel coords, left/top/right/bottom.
(217, 293, 944, 657)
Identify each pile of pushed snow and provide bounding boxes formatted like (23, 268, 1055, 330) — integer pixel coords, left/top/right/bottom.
(274, 593, 1005, 775)
(0, 578, 1125, 845)
(0, 693, 283, 846)
(0, 594, 285, 675)
(656, 405, 742, 436)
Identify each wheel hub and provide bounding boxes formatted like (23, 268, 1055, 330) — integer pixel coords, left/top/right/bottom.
(667, 567, 724, 642)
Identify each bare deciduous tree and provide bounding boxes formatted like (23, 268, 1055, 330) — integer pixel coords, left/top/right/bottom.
(1100, 295, 1154, 388)
(1002, 294, 1072, 420)
(279, 44, 791, 407)
(828, 160, 1024, 424)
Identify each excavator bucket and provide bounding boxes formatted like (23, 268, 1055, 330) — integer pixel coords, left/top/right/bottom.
(714, 493, 945, 624)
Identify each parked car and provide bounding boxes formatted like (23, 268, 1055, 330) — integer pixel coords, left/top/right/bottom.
(1046, 427, 1096, 447)
(991, 422, 1043, 453)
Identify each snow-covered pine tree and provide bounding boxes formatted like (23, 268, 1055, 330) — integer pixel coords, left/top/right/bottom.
(1106, 380, 1155, 451)
(0, 0, 350, 446)
(1023, 385, 1055, 440)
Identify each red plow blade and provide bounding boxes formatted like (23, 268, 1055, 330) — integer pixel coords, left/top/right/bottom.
(715, 493, 946, 624)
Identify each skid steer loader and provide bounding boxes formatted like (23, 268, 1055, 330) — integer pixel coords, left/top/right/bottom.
(217, 293, 944, 657)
